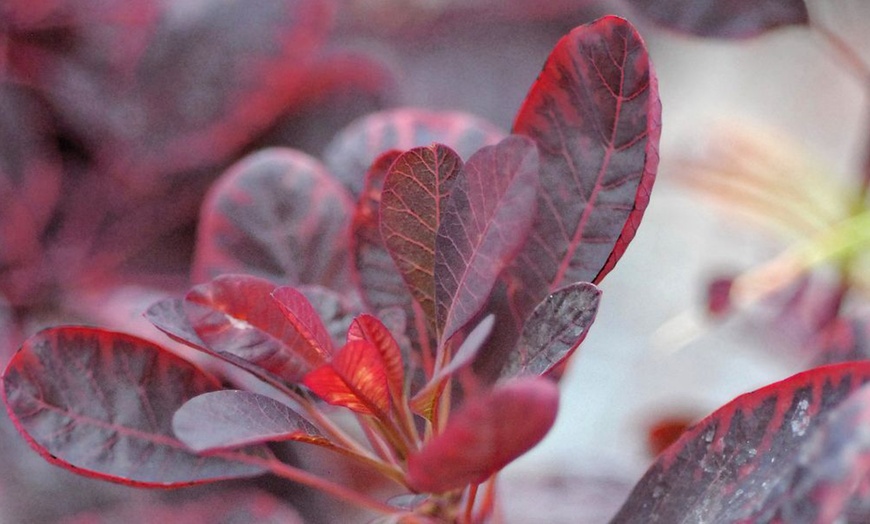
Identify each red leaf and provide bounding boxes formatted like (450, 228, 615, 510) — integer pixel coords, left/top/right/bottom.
(324, 107, 506, 196)
(625, 0, 809, 39)
(173, 390, 330, 453)
(510, 15, 661, 317)
(303, 340, 390, 417)
(1, 327, 266, 486)
(347, 314, 405, 403)
(192, 148, 354, 288)
(185, 274, 331, 384)
(381, 144, 464, 329)
(501, 282, 601, 379)
(407, 377, 559, 493)
(611, 362, 870, 523)
(435, 135, 539, 343)
(271, 286, 335, 360)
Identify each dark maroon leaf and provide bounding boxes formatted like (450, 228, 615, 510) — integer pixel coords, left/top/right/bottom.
(407, 376, 559, 493)
(0, 83, 63, 307)
(192, 148, 354, 288)
(324, 107, 506, 197)
(510, 15, 661, 319)
(271, 286, 335, 360)
(435, 135, 539, 344)
(185, 274, 330, 384)
(812, 317, 870, 366)
(303, 340, 390, 417)
(611, 362, 870, 523)
(624, 0, 810, 39)
(381, 144, 463, 329)
(2, 327, 266, 486)
(173, 390, 329, 453)
(59, 489, 304, 524)
(501, 282, 601, 379)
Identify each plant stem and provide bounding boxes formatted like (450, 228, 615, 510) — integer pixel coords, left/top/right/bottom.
(463, 484, 479, 524)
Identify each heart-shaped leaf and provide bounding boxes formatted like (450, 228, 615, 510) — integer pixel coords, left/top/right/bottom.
(611, 362, 870, 523)
(303, 340, 390, 417)
(2, 327, 266, 486)
(509, 15, 661, 318)
(435, 135, 539, 344)
(173, 390, 330, 453)
(324, 108, 505, 197)
(348, 314, 405, 403)
(192, 148, 353, 288)
(407, 376, 559, 493)
(381, 144, 463, 329)
(625, 0, 809, 39)
(185, 274, 331, 384)
(501, 282, 601, 379)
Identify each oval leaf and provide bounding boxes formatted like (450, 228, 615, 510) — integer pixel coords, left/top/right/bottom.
(510, 15, 661, 318)
(303, 340, 390, 417)
(381, 144, 463, 329)
(625, 0, 809, 39)
(407, 377, 559, 493)
(324, 107, 506, 196)
(1, 327, 266, 486)
(192, 148, 353, 288)
(271, 286, 335, 359)
(501, 282, 601, 379)
(611, 362, 870, 523)
(185, 274, 330, 383)
(348, 314, 405, 403)
(173, 390, 329, 453)
(435, 135, 539, 344)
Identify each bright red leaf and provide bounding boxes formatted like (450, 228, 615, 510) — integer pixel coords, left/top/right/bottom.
(347, 314, 405, 403)
(303, 340, 391, 417)
(2, 327, 266, 486)
(625, 0, 810, 39)
(407, 377, 559, 493)
(381, 144, 463, 329)
(611, 362, 870, 522)
(435, 135, 539, 344)
(510, 15, 661, 318)
(192, 148, 354, 288)
(271, 286, 335, 360)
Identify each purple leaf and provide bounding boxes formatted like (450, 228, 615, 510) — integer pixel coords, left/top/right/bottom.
(510, 15, 661, 318)
(501, 282, 601, 379)
(145, 297, 208, 350)
(611, 362, 870, 523)
(173, 390, 329, 453)
(407, 376, 559, 493)
(381, 144, 463, 329)
(435, 135, 539, 344)
(192, 148, 353, 288)
(185, 274, 330, 384)
(2, 327, 266, 486)
(324, 107, 506, 196)
(624, 0, 810, 39)
(297, 284, 361, 348)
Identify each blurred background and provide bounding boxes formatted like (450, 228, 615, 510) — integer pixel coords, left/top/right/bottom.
(2, 0, 869, 522)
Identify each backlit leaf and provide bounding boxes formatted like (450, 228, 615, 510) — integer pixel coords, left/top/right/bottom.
(192, 148, 353, 288)
(303, 340, 390, 417)
(510, 15, 660, 318)
(501, 282, 601, 379)
(611, 362, 870, 523)
(381, 144, 463, 329)
(271, 286, 334, 360)
(348, 314, 405, 403)
(173, 390, 330, 452)
(435, 135, 539, 344)
(407, 377, 559, 493)
(625, 0, 809, 39)
(2, 327, 266, 486)
(185, 274, 330, 383)
(324, 108, 505, 197)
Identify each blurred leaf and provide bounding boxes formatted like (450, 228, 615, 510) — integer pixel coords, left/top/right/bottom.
(173, 390, 330, 452)
(324, 107, 505, 197)
(611, 362, 870, 522)
(2, 327, 266, 486)
(624, 0, 809, 39)
(435, 135, 539, 344)
(192, 148, 353, 288)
